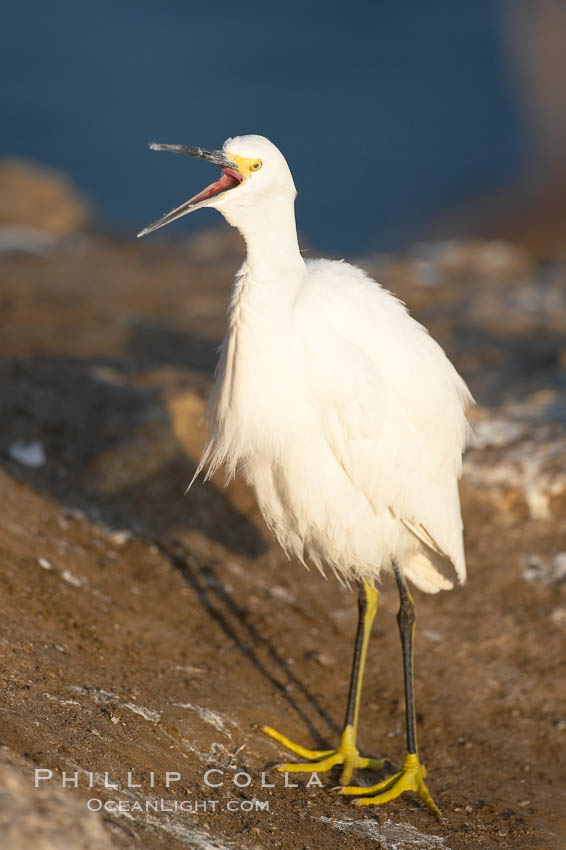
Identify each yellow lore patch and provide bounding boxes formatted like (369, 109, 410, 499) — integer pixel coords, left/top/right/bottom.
(226, 153, 262, 177)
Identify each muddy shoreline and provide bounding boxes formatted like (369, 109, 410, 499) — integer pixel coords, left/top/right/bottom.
(0, 165, 565, 848)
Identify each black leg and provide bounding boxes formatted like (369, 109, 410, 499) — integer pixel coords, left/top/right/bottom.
(343, 581, 376, 729)
(261, 580, 383, 787)
(392, 560, 417, 755)
(339, 563, 440, 815)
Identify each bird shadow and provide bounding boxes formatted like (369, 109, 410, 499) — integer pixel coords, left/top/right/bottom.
(0, 351, 340, 742)
(160, 537, 341, 746)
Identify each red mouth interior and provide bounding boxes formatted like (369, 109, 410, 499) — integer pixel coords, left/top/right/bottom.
(188, 167, 243, 205)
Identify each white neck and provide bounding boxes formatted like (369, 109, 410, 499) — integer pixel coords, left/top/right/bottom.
(221, 194, 305, 280)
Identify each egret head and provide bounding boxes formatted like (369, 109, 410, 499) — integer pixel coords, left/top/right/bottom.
(138, 134, 296, 238)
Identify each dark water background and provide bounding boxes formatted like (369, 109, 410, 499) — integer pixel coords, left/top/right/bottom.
(2, 0, 524, 254)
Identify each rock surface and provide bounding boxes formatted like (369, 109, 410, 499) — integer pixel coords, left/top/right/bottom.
(0, 164, 565, 849)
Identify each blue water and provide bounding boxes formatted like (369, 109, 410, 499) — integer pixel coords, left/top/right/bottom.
(2, 0, 524, 254)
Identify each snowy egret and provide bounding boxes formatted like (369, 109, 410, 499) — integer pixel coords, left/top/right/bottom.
(139, 135, 473, 815)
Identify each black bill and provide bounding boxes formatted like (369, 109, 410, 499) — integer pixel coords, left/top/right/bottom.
(137, 142, 242, 238)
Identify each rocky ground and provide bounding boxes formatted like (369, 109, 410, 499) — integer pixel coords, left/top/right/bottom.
(0, 162, 565, 849)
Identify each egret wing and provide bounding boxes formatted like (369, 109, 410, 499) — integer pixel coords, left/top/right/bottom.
(299, 259, 471, 587)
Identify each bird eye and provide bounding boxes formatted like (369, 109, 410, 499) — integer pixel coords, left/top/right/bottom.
(250, 161, 262, 171)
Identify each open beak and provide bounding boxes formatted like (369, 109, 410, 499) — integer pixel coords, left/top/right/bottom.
(137, 143, 243, 238)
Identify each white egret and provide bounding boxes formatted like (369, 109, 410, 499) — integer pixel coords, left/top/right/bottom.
(138, 135, 473, 816)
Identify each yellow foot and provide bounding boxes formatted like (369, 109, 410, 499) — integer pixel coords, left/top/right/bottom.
(261, 723, 386, 786)
(338, 752, 441, 817)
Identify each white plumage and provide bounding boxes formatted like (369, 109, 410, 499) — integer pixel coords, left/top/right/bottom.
(139, 133, 475, 814)
(186, 135, 474, 594)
